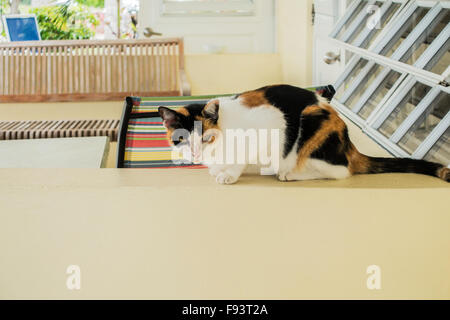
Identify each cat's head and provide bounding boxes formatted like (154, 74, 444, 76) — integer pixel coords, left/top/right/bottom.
(158, 99, 221, 162)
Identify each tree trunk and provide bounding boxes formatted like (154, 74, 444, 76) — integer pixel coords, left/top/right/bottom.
(10, 0, 20, 14)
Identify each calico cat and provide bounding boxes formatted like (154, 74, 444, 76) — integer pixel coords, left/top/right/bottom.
(158, 84, 449, 184)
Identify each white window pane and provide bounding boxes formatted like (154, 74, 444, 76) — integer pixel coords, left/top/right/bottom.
(354, 2, 402, 49)
(422, 29, 450, 75)
(344, 1, 384, 44)
(424, 127, 450, 165)
(402, 10, 449, 70)
(345, 63, 384, 108)
(334, 58, 369, 100)
(334, 0, 368, 40)
(357, 70, 402, 119)
(378, 82, 432, 138)
(399, 93, 450, 155)
(383, 7, 431, 56)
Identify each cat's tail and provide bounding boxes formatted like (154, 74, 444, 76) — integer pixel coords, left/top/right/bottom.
(349, 145, 449, 182)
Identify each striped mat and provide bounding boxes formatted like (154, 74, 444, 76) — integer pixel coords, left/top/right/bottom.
(117, 85, 335, 168)
(0, 119, 119, 141)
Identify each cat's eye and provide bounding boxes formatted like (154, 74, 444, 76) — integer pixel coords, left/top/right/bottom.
(172, 136, 185, 146)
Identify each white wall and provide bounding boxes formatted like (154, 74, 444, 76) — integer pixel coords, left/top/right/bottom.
(277, 0, 314, 87)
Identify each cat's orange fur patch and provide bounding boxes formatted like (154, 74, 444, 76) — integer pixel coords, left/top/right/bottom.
(204, 99, 219, 112)
(300, 103, 373, 175)
(437, 167, 450, 181)
(176, 107, 190, 116)
(346, 143, 370, 174)
(296, 104, 347, 171)
(194, 115, 219, 132)
(239, 90, 269, 107)
(165, 127, 175, 144)
(301, 105, 324, 116)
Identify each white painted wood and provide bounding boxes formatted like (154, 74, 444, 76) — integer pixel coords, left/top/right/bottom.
(0, 137, 109, 168)
(314, 0, 342, 17)
(313, 0, 347, 85)
(139, 0, 275, 54)
(413, 112, 450, 159)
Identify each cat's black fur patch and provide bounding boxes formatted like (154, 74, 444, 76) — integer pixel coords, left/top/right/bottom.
(367, 157, 442, 176)
(260, 85, 319, 158)
(310, 132, 348, 166)
(173, 103, 205, 132)
(296, 109, 330, 153)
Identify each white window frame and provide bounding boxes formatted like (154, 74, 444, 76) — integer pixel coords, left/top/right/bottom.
(329, 0, 450, 165)
(160, 0, 256, 17)
(330, 0, 408, 47)
(365, 75, 450, 158)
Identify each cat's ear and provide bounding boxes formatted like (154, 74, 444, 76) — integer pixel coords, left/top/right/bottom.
(202, 99, 219, 123)
(158, 107, 180, 128)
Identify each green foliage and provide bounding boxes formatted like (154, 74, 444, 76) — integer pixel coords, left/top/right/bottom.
(0, 0, 10, 38)
(75, 0, 104, 8)
(29, 4, 99, 40)
(0, 0, 10, 13)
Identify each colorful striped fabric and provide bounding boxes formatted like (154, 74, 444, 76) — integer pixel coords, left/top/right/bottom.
(116, 86, 335, 168)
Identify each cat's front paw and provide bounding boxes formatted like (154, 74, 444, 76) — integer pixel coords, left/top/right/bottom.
(277, 171, 289, 181)
(216, 172, 239, 185)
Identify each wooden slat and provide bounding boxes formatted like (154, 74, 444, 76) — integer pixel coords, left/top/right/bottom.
(62, 45, 68, 94)
(138, 45, 143, 92)
(31, 46, 36, 95)
(85, 45, 90, 93)
(42, 46, 47, 95)
(51, 46, 57, 95)
(156, 43, 161, 93)
(14, 48, 19, 95)
(3, 48, 8, 95)
(58, 46, 62, 94)
(95, 45, 100, 93)
(117, 44, 123, 93)
(0, 119, 119, 141)
(0, 47, 4, 95)
(36, 47, 41, 95)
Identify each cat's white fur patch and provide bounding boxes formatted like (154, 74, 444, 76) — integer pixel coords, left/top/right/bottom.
(207, 97, 285, 162)
(285, 159, 350, 181)
(277, 147, 299, 181)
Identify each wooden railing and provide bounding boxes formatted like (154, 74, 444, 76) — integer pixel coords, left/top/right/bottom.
(0, 38, 190, 102)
